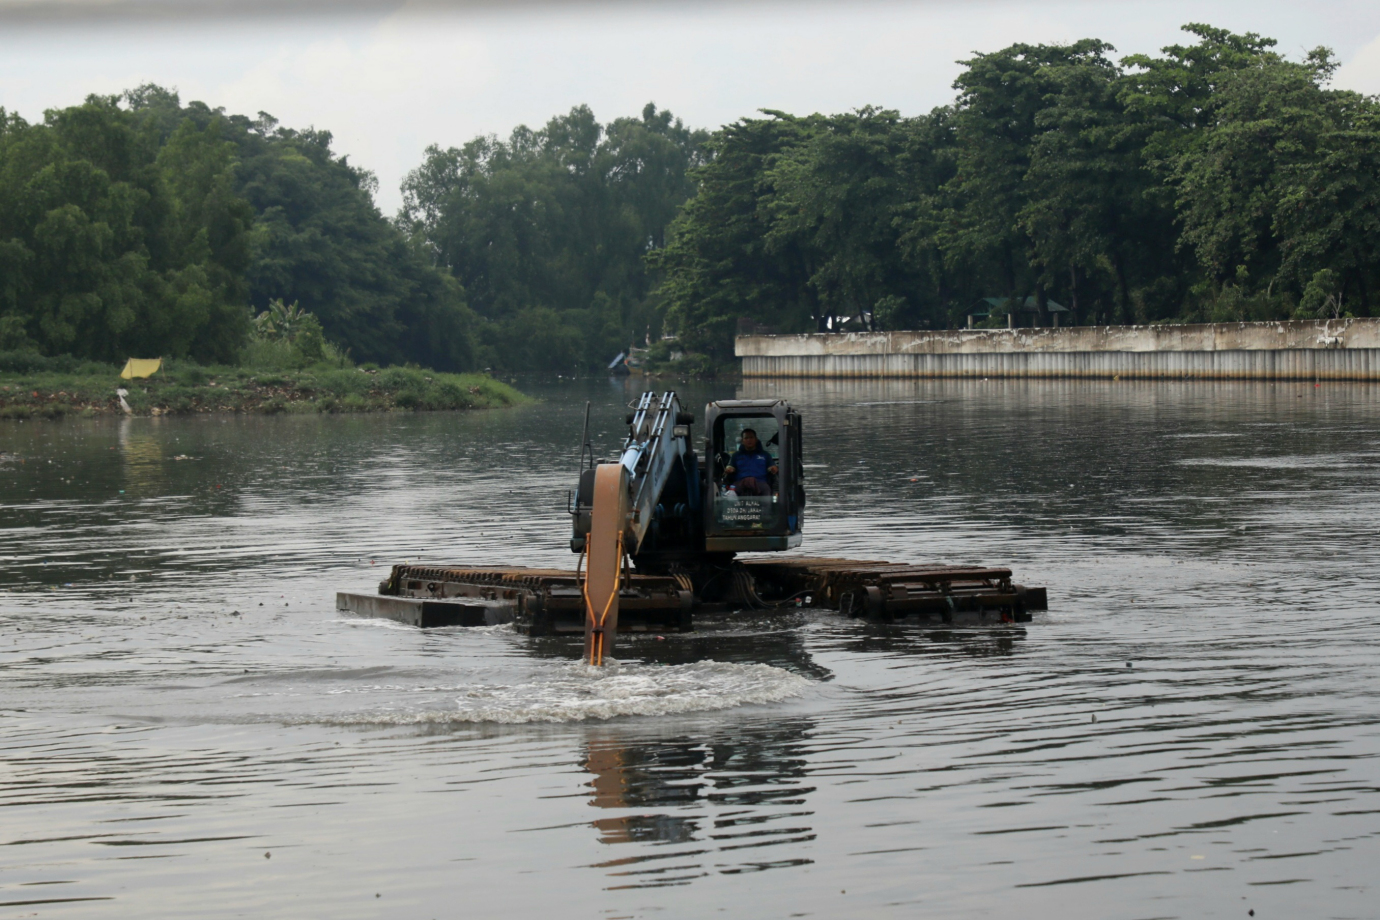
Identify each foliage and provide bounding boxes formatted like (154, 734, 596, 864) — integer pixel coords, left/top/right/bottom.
(651, 113, 819, 358)
(127, 87, 480, 371)
(0, 349, 117, 375)
(0, 96, 251, 363)
(6, 28, 1377, 376)
(1, 86, 477, 372)
(656, 23, 1380, 355)
(1296, 269, 1350, 319)
(252, 297, 307, 339)
(248, 297, 340, 366)
(400, 104, 708, 372)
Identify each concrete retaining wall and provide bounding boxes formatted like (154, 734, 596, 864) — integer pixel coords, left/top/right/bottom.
(737, 319, 1380, 380)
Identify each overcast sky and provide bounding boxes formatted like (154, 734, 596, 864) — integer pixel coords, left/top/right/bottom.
(3, 0, 1379, 214)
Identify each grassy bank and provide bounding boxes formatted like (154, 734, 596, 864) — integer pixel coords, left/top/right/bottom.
(0, 353, 529, 420)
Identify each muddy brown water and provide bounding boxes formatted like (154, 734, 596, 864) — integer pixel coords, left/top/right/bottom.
(2, 378, 1378, 919)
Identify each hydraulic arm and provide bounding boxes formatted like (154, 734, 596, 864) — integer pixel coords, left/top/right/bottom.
(576, 392, 694, 664)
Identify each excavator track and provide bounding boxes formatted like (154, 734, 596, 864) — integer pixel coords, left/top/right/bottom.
(371, 563, 693, 636)
(340, 556, 1044, 631)
(737, 557, 1045, 623)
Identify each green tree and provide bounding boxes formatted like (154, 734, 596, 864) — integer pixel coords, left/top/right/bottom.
(1273, 96, 1380, 314)
(764, 107, 923, 331)
(3, 85, 476, 369)
(0, 95, 251, 362)
(1172, 54, 1333, 284)
(1120, 24, 1283, 170)
(655, 22, 1372, 342)
(653, 112, 820, 358)
(938, 42, 1081, 311)
(123, 87, 478, 370)
(401, 103, 706, 372)
(1014, 40, 1189, 324)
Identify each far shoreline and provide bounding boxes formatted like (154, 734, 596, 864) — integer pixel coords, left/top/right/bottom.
(0, 365, 530, 421)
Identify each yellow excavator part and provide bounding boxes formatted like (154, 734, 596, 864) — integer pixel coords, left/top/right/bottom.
(581, 463, 629, 666)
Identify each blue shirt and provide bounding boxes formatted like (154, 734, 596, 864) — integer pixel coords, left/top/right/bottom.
(730, 447, 772, 482)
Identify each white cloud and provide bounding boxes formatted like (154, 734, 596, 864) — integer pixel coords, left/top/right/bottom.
(212, 13, 492, 192)
(1335, 30, 1380, 95)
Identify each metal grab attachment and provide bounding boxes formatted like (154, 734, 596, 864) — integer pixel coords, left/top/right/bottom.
(580, 463, 630, 665)
(578, 530, 624, 666)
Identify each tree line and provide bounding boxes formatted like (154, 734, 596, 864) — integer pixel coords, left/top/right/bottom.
(656, 24, 1380, 358)
(2, 24, 1376, 373)
(0, 87, 704, 374)
(397, 103, 706, 372)
(1, 86, 472, 369)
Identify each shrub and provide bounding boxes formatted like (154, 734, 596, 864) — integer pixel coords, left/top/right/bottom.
(429, 379, 471, 409)
(158, 386, 197, 414)
(317, 369, 369, 396)
(293, 315, 327, 362)
(0, 351, 84, 374)
(176, 365, 209, 386)
(240, 338, 298, 369)
(377, 366, 427, 393)
(0, 316, 35, 351)
(76, 360, 117, 375)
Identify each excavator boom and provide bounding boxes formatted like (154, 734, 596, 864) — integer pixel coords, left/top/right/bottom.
(619, 392, 692, 556)
(576, 392, 694, 663)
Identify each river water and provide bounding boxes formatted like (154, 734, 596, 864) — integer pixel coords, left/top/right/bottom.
(1, 378, 1377, 919)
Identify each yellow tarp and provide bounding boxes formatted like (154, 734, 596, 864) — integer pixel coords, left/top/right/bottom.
(119, 358, 162, 380)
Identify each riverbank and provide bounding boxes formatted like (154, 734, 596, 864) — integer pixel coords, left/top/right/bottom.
(0, 363, 529, 420)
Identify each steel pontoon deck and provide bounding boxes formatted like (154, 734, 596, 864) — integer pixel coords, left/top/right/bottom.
(336, 558, 1045, 632)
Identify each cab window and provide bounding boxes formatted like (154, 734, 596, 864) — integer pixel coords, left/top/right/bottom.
(714, 417, 779, 487)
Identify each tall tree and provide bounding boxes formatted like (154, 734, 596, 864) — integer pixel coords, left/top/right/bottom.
(1016, 40, 1180, 324)
(401, 103, 706, 372)
(1172, 52, 1339, 294)
(653, 112, 820, 358)
(938, 41, 1089, 309)
(0, 95, 251, 362)
(655, 22, 1376, 347)
(123, 86, 478, 370)
(1273, 99, 1380, 315)
(764, 107, 920, 330)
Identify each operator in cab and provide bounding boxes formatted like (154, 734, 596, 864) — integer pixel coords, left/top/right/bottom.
(724, 428, 778, 496)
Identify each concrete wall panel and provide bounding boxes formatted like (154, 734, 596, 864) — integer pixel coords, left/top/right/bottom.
(740, 348, 1380, 380)
(737, 318, 1380, 380)
(738, 318, 1380, 359)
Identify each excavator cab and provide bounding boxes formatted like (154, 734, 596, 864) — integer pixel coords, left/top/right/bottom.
(703, 399, 804, 553)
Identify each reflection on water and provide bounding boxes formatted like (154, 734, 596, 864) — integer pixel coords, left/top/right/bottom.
(3, 378, 1380, 918)
(581, 716, 818, 887)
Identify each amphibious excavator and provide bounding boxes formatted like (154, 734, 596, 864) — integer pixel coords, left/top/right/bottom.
(337, 391, 1046, 664)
